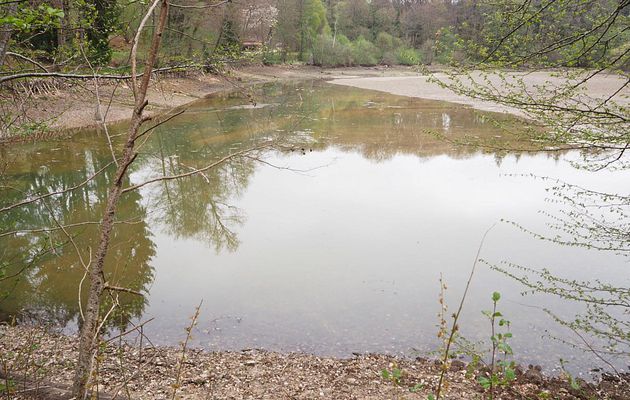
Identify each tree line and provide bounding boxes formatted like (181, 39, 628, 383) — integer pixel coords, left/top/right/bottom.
(1, 0, 627, 72)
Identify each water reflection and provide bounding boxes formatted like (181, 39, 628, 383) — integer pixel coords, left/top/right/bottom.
(0, 81, 625, 373)
(158, 80, 534, 163)
(139, 149, 252, 252)
(0, 144, 155, 330)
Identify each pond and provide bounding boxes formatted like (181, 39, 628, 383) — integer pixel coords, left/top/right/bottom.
(1, 80, 628, 377)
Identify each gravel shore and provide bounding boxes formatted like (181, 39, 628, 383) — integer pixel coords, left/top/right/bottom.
(1, 325, 628, 399)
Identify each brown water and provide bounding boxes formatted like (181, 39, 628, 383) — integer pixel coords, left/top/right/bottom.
(1, 81, 628, 377)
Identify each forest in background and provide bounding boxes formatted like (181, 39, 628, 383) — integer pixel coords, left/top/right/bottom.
(1, 0, 628, 72)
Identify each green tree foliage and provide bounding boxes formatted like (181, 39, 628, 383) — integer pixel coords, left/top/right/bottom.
(437, 0, 630, 68)
(214, 18, 241, 60)
(4, 0, 626, 75)
(2, 0, 118, 65)
(86, 0, 120, 64)
(396, 47, 422, 65)
(334, 0, 370, 40)
(312, 33, 352, 66)
(375, 31, 402, 64)
(0, 4, 64, 31)
(299, 0, 329, 59)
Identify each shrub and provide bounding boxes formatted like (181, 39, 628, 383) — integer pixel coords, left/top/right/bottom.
(434, 26, 464, 65)
(380, 51, 397, 65)
(262, 48, 283, 65)
(375, 32, 403, 54)
(351, 36, 379, 66)
(312, 34, 353, 67)
(396, 47, 422, 65)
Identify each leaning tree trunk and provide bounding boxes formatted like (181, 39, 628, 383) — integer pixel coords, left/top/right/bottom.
(71, 1, 169, 398)
(0, 3, 18, 67)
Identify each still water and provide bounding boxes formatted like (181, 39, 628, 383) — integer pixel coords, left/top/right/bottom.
(1, 81, 628, 375)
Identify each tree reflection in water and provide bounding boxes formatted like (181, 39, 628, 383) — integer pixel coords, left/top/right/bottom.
(0, 144, 155, 332)
(1, 80, 586, 348)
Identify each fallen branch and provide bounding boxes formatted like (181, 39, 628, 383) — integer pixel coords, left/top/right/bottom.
(6, 51, 49, 72)
(0, 64, 202, 85)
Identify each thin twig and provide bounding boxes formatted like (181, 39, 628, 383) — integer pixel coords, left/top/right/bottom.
(435, 224, 496, 399)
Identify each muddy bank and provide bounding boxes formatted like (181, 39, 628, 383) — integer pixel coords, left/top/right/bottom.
(0, 65, 421, 143)
(2, 69, 257, 137)
(4, 66, 628, 143)
(1, 325, 628, 399)
(330, 71, 630, 117)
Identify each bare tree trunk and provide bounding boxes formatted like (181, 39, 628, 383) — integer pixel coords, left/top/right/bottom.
(0, 3, 18, 67)
(71, 1, 169, 398)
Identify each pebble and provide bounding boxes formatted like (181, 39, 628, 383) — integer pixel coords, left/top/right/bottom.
(450, 360, 466, 371)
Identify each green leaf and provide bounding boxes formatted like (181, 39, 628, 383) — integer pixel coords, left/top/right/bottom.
(570, 377, 580, 390)
(492, 292, 501, 302)
(478, 376, 492, 389)
(504, 368, 516, 381)
(409, 383, 425, 393)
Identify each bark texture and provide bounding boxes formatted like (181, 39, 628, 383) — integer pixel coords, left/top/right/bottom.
(71, 1, 170, 398)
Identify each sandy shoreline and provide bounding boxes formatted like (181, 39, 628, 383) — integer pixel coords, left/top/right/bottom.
(330, 71, 630, 117)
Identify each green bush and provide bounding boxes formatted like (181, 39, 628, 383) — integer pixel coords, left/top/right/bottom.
(434, 27, 464, 65)
(380, 51, 397, 65)
(351, 36, 379, 66)
(312, 34, 353, 67)
(396, 47, 422, 65)
(375, 32, 403, 54)
(312, 33, 424, 67)
(262, 49, 283, 65)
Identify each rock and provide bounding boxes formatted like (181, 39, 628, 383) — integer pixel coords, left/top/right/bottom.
(346, 378, 357, 385)
(245, 360, 256, 366)
(450, 360, 466, 372)
(184, 376, 207, 385)
(599, 380, 615, 392)
(602, 373, 620, 382)
(524, 366, 544, 384)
